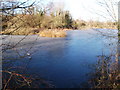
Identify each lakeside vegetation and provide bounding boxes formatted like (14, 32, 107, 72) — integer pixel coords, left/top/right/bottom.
(89, 55, 120, 89)
(1, 6, 117, 37)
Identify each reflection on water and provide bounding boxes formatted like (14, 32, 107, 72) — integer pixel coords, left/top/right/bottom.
(3, 29, 118, 88)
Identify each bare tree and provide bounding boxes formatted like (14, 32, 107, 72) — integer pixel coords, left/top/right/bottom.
(97, 0, 118, 22)
(0, 0, 50, 89)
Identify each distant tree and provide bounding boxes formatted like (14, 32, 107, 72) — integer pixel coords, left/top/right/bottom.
(64, 11, 73, 29)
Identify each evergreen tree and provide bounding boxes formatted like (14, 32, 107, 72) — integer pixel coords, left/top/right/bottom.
(64, 11, 73, 29)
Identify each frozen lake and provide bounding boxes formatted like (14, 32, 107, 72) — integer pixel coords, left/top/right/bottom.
(2, 29, 118, 88)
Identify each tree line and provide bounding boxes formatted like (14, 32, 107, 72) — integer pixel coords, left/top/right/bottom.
(1, 0, 117, 35)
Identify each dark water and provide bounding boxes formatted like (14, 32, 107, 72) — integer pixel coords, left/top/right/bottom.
(3, 29, 118, 88)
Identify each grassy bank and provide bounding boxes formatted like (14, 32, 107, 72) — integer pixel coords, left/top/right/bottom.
(1, 27, 67, 37)
(2, 12, 117, 37)
(38, 29, 67, 37)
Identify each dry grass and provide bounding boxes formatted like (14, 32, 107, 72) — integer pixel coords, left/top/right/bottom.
(38, 29, 67, 38)
(1, 28, 67, 38)
(89, 55, 120, 88)
(1, 28, 38, 35)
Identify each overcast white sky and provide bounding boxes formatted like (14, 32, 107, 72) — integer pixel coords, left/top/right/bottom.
(52, 0, 118, 21)
(21, 0, 119, 21)
(57, 0, 102, 21)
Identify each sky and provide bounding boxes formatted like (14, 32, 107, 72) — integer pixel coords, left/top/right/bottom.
(57, 0, 102, 21)
(14, 0, 119, 21)
(51, 0, 118, 21)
